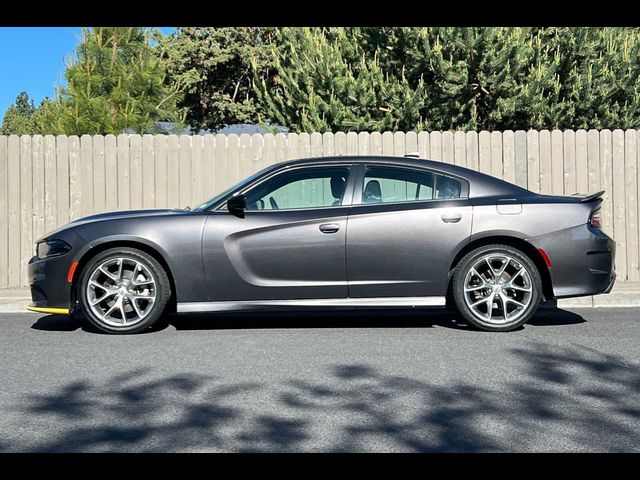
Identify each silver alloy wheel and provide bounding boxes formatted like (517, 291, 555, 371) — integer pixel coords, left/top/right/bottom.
(86, 257, 157, 327)
(463, 253, 533, 325)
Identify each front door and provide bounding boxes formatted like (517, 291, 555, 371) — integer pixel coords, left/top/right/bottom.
(202, 164, 353, 301)
(346, 164, 472, 298)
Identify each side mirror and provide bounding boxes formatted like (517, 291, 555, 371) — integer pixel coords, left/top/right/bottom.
(227, 194, 246, 218)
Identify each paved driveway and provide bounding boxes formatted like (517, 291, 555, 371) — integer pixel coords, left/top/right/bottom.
(0, 308, 638, 452)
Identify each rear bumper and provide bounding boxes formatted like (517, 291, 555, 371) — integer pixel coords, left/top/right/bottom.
(529, 225, 616, 299)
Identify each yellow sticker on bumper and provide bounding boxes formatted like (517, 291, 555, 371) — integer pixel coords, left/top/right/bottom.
(26, 306, 70, 315)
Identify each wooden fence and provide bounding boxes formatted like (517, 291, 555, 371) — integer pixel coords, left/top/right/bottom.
(0, 130, 638, 288)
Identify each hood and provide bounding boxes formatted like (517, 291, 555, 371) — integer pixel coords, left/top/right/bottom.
(37, 209, 189, 243)
(70, 208, 188, 225)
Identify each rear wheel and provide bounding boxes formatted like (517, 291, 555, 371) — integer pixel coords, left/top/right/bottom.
(452, 244, 542, 332)
(78, 247, 171, 334)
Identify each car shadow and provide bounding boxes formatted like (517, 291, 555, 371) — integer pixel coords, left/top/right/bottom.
(30, 307, 585, 334)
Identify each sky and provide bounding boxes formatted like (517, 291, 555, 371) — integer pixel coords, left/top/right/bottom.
(0, 27, 176, 115)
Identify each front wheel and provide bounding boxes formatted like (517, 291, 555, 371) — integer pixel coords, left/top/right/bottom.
(77, 247, 171, 334)
(452, 244, 542, 332)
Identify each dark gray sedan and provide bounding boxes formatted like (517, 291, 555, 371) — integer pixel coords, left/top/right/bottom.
(27, 155, 615, 333)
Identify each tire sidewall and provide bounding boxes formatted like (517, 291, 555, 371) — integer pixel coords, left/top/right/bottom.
(453, 244, 542, 332)
(78, 247, 169, 334)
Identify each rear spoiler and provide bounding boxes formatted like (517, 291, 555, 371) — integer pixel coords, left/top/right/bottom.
(571, 190, 605, 203)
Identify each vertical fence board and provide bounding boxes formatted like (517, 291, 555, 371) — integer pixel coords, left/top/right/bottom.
(550, 130, 564, 195)
(287, 133, 299, 160)
(214, 134, 228, 193)
(202, 134, 215, 199)
(31, 136, 45, 254)
(20, 136, 33, 286)
(226, 134, 240, 187)
(0, 137, 7, 287)
(599, 130, 613, 235)
(310, 132, 323, 158)
(129, 135, 143, 210)
(275, 133, 288, 164)
(334, 132, 346, 156)
(563, 130, 576, 194)
(393, 132, 406, 157)
(502, 130, 515, 184)
(104, 135, 117, 212)
(262, 134, 275, 171)
(359, 132, 370, 156)
(370, 132, 382, 156)
(322, 132, 334, 157)
(612, 129, 627, 280)
(346, 132, 358, 155)
(514, 130, 527, 188)
(190, 135, 204, 206)
(442, 131, 454, 164)
(237, 134, 253, 189)
(80, 135, 93, 216)
(539, 130, 552, 194)
(575, 130, 589, 194)
(465, 131, 479, 171)
(117, 134, 131, 211)
(44, 136, 57, 234)
(430, 131, 442, 161)
(625, 130, 638, 281)
(478, 131, 491, 174)
(56, 136, 70, 226)
(142, 135, 156, 209)
(526, 130, 540, 192)
(7, 136, 20, 287)
(418, 131, 430, 159)
(381, 132, 394, 156)
(69, 136, 82, 220)
(178, 135, 192, 208)
(154, 135, 168, 208)
(454, 131, 466, 167)
(490, 131, 503, 179)
(405, 131, 418, 155)
(250, 133, 264, 180)
(587, 129, 601, 194)
(92, 135, 105, 214)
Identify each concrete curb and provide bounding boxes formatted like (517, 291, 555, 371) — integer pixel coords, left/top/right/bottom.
(2, 284, 639, 314)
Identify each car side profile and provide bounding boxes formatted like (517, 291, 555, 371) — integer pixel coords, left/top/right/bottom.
(27, 155, 616, 333)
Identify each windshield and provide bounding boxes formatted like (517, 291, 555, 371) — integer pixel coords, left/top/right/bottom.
(194, 166, 273, 211)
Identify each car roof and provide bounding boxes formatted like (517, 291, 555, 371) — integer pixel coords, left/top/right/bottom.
(269, 155, 533, 199)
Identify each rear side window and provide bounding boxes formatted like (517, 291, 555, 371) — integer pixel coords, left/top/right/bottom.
(362, 166, 462, 204)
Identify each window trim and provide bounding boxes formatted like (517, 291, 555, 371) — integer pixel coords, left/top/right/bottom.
(353, 163, 469, 206)
(215, 163, 356, 213)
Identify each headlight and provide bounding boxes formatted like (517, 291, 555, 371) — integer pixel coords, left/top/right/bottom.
(36, 239, 72, 259)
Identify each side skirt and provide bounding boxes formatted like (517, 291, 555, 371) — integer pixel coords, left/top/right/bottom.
(177, 296, 446, 313)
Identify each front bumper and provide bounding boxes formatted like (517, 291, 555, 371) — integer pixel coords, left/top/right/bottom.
(530, 224, 616, 299)
(28, 254, 74, 312)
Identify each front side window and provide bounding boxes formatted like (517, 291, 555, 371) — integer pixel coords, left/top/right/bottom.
(244, 166, 350, 211)
(362, 166, 462, 204)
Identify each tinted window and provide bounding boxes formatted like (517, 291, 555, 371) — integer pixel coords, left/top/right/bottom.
(362, 166, 461, 204)
(244, 166, 350, 210)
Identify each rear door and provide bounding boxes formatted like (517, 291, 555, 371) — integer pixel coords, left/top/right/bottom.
(346, 164, 472, 298)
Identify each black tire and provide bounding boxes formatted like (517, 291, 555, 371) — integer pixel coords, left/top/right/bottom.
(452, 244, 542, 332)
(77, 247, 171, 334)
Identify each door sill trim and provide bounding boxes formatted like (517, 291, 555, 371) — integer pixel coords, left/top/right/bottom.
(177, 296, 446, 313)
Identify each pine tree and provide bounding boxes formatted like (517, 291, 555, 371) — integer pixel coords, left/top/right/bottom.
(56, 27, 184, 135)
(1, 92, 37, 134)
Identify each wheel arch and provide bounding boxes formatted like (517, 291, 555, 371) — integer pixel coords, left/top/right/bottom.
(447, 235, 554, 302)
(70, 239, 177, 313)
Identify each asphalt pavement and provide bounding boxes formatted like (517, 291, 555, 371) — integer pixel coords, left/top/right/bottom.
(0, 307, 638, 452)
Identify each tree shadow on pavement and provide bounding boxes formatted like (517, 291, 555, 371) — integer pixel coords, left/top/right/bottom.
(2, 338, 637, 452)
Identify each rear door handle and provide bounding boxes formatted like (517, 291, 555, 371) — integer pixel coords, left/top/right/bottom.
(319, 223, 340, 234)
(441, 213, 462, 223)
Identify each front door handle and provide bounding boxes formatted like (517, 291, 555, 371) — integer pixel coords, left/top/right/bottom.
(319, 223, 340, 234)
(441, 213, 462, 223)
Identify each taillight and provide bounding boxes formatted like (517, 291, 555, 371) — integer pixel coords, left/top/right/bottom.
(589, 207, 602, 229)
